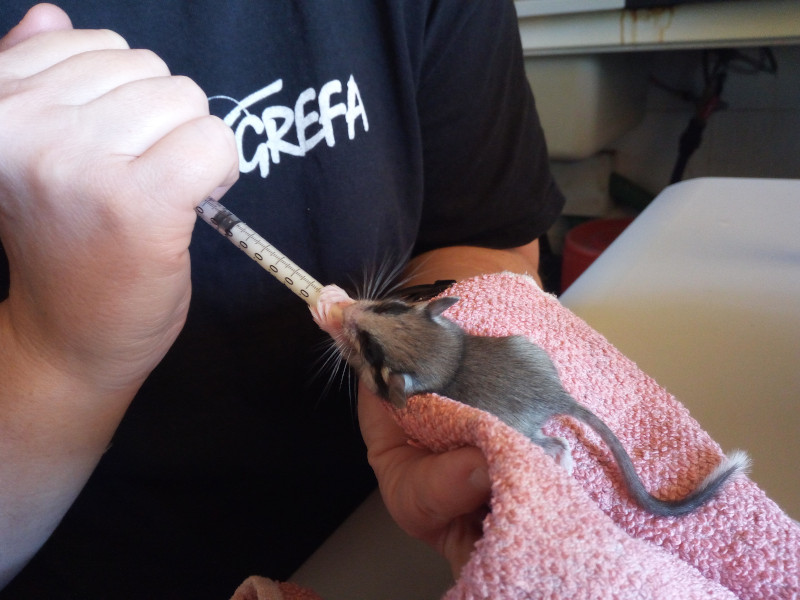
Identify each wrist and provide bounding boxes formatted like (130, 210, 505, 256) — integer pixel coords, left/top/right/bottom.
(403, 242, 542, 288)
(0, 303, 144, 453)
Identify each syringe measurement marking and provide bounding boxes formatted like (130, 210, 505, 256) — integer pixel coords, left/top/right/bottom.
(228, 224, 321, 301)
(195, 198, 322, 306)
(239, 233, 313, 291)
(231, 225, 316, 294)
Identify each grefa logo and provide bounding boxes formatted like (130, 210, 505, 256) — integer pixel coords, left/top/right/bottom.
(210, 75, 369, 178)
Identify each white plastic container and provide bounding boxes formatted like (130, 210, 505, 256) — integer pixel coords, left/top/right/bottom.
(525, 53, 650, 160)
(561, 177, 800, 520)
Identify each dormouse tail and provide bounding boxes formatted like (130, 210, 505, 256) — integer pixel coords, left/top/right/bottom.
(657, 450, 751, 517)
(572, 404, 750, 517)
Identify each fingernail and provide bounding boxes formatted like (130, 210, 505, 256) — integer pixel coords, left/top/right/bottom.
(469, 466, 491, 491)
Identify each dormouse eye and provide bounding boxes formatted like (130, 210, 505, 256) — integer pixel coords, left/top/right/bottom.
(357, 331, 384, 368)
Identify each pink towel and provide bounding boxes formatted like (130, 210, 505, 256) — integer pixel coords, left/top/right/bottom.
(231, 578, 321, 600)
(234, 272, 800, 600)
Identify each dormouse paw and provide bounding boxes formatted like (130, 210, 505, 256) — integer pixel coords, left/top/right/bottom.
(318, 284, 353, 306)
(311, 284, 354, 334)
(540, 435, 574, 475)
(552, 437, 575, 474)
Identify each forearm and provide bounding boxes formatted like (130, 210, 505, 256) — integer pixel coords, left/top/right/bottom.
(0, 6, 237, 585)
(404, 239, 542, 288)
(0, 309, 145, 587)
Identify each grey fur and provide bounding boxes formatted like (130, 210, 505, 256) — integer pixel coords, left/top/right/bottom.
(335, 295, 749, 518)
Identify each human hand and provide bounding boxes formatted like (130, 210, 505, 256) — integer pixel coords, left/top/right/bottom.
(0, 7, 238, 582)
(357, 382, 491, 578)
(0, 4, 238, 393)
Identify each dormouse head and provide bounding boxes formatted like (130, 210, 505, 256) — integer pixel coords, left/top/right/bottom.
(338, 296, 463, 408)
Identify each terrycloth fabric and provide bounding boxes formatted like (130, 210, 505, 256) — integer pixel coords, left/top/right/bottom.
(234, 272, 799, 599)
(230, 577, 322, 600)
(394, 272, 799, 599)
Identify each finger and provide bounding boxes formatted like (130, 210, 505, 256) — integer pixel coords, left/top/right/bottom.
(20, 48, 170, 106)
(403, 447, 491, 530)
(0, 3, 73, 52)
(126, 113, 239, 218)
(0, 27, 129, 80)
(357, 382, 411, 454)
(358, 385, 490, 533)
(75, 74, 208, 160)
(437, 506, 488, 579)
(357, 384, 490, 576)
(3, 73, 215, 198)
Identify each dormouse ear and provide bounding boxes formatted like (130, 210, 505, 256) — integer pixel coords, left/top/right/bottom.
(387, 373, 409, 409)
(425, 296, 459, 319)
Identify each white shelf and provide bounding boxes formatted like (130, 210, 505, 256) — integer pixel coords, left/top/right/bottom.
(515, 0, 623, 17)
(517, 0, 800, 56)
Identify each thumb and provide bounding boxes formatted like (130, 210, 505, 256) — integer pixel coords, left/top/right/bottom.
(0, 3, 73, 52)
(358, 385, 491, 576)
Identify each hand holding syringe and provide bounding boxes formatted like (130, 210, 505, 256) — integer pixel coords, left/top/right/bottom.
(195, 198, 323, 307)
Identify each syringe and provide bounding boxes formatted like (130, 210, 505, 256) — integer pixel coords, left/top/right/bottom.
(195, 197, 322, 306)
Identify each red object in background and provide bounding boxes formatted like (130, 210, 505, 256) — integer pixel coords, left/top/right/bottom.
(561, 217, 633, 293)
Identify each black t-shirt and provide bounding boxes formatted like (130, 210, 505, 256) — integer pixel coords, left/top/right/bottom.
(0, 1, 563, 597)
